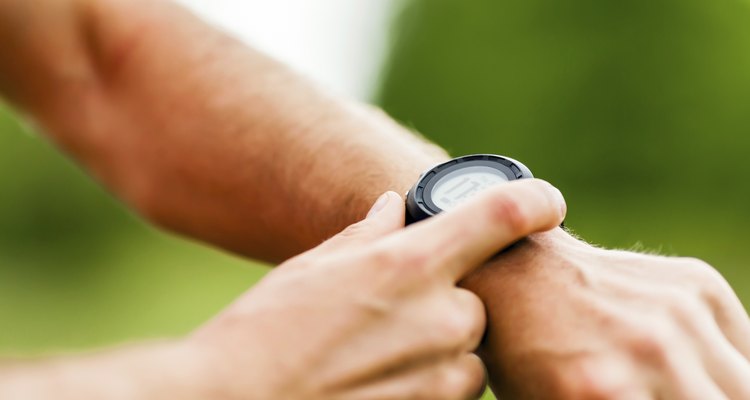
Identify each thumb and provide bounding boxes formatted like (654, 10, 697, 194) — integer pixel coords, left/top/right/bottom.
(317, 191, 405, 253)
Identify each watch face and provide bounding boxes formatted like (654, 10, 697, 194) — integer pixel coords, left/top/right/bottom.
(431, 166, 509, 211)
(405, 154, 534, 224)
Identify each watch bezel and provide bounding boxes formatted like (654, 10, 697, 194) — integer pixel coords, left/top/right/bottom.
(405, 154, 534, 224)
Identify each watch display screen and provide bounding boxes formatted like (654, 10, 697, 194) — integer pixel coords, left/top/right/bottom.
(431, 166, 509, 211)
(405, 154, 534, 224)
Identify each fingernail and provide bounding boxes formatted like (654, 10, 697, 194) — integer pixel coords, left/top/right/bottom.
(366, 192, 390, 219)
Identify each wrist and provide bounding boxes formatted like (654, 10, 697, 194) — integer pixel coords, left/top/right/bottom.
(161, 340, 221, 400)
(107, 340, 215, 400)
(182, 331, 276, 400)
(313, 107, 449, 237)
(176, 338, 236, 400)
(352, 108, 449, 201)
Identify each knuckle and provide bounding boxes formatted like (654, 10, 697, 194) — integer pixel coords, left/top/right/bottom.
(485, 191, 531, 234)
(550, 357, 631, 400)
(367, 245, 405, 270)
(623, 320, 677, 368)
(678, 257, 732, 307)
(402, 249, 434, 272)
(373, 236, 434, 268)
(365, 248, 409, 290)
(453, 290, 487, 347)
(662, 290, 707, 329)
(679, 257, 718, 281)
(679, 257, 714, 279)
(365, 244, 440, 292)
(439, 357, 485, 400)
(440, 307, 480, 347)
(399, 252, 438, 281)
(397, 254, 436, 284)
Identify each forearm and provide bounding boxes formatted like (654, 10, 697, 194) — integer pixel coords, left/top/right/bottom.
(80, 0, 447, 261)
(0, 342, 210, 400)
(0, 0, 447, 263)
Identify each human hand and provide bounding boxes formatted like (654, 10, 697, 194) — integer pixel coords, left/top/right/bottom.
(186, 180, 566, 400)
(464, 229, 750, 399)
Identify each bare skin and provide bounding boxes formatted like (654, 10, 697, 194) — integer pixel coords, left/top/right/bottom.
(469, 232, 750, 399)
(0, 0, 748, 399)
(0, 184, 565, 399)
(0, 0, 446, 262)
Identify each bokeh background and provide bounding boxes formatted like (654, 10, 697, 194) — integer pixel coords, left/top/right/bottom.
(1, 1, 748, 399)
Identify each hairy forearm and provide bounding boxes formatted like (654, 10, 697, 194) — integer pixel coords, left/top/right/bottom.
(0, 0, 447, 263)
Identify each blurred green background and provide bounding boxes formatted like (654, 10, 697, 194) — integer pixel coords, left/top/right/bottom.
(0, 0, 748, 399)
(379, 0, 750, 298)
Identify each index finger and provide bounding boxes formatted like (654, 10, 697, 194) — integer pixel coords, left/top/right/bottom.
(391, 179, 566, 282)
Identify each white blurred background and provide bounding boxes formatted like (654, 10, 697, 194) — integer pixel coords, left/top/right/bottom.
(174, 0, 397, 100)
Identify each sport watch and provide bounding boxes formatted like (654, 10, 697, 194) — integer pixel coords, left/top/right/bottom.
(405, 154, 534, 224)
